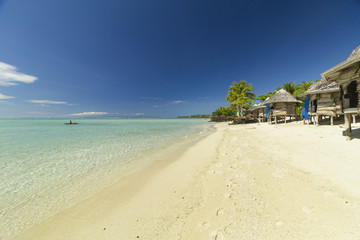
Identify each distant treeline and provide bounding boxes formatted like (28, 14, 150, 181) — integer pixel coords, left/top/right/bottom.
(177, 114, 211, 118)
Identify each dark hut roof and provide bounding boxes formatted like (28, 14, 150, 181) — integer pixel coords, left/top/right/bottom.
(298, 79, 339, 99)
(263, 89, 301, 104)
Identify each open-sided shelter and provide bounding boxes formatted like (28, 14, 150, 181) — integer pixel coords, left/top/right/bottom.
(321, 45, 360, 139)
(263, 89, 301, 124)
(298, 79, 341, 126)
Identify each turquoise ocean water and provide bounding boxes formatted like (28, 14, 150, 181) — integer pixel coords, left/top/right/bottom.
(0, 118, 212, 239)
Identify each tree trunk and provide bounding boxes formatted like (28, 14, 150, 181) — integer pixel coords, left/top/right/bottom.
(240, 104, 243, 117)
(236, 105, 240, 118)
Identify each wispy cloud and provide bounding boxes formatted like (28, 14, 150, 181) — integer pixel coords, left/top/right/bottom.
(28, 100, 68, 105)
(170, 100, 185, 104)
(69, 111, 108, 116)
(152, 105, 160, 108)
(0, 62, 38, 86)
(135, 113, 145, 116)
(0, 93, 15, 100)
(140, 97, 163, 101)
(198, 97, 209, 100)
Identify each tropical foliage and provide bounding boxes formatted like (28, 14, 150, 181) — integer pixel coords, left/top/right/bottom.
(226, 80, 255, 117)
(256, 91, 276, 101)
(178, 114, 211, 118)
(282, 81, 299, 96)
(212, 106, 236, 117)
(296, 80, 313, 96)
(212, 78, 317, 120)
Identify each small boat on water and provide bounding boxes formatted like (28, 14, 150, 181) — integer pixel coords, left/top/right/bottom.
(65, 120, 78, 125)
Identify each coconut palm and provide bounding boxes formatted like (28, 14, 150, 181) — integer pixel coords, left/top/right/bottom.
(226, 80, 255, 117)
(282, 81, 300, 97)
(296, 80, 314, 96)
(212, 106, 236, 117)
(256, 91, 276, 101)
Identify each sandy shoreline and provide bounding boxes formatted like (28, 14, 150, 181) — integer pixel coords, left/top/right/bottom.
(14, 122, 360, 239)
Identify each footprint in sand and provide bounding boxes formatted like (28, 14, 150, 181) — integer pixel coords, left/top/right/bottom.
(208, 170, 223, 175)
(198, 221, 210, 232)
(210, 230, 225, 240)
(224, 192, 232, 199)
(215, 163, 223, 168)
(275, 221, 284, 227)
(230, 163, 239, 170)
(216, 208, 224, 216)
(302, 206, 316, 215)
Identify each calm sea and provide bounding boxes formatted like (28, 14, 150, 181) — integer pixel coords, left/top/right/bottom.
(0, 118, 212, 239)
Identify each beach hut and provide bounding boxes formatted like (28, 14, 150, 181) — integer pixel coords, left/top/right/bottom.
(246, 103, 266, 122)
(321, 45, 360, 140)
(298, 79, 341, 126)
(256, 100, 267, 122)
(263, 89, 301, 124)
(247, 104, 259, 118)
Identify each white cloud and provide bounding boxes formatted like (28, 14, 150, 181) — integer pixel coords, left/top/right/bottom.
(170, 100, 185, 104)
(28, 100, 68, 105)
(152, 105, 160, 108)
(135, 113, 144, 116)
(69, 111, 108, 116)
(0, 93, 15, 100)
(0, 62, 38, 86)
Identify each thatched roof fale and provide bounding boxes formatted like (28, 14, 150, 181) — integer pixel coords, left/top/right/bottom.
(247, 104, 259, 112)
(263, 89, 301, 104)
(298, 79, 339, 99)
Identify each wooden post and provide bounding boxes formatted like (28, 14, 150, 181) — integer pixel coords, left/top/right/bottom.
(353, 114, 356, 124)
(275, 116, 277, 125)
(330, 116, 334, 126)
(344, 113, 352, 141)
(284, 116, 287, 123)
(316, 115, 319, 127)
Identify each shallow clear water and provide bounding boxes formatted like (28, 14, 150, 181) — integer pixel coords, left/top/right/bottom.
(0, 118, 211, 239)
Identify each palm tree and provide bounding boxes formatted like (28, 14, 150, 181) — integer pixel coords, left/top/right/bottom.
(282, 81, 300, 97)
(226, 80, 255, 118)
(256, 91, 276, 101)
(296, 80, 313, 96)
(212, 106, 236, 117)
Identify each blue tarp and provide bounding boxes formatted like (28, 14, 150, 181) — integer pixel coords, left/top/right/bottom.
(265, 104, 269, 117)
(301, 95, 310, 120)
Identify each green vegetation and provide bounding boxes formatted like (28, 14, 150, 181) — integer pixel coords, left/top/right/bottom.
(211, 79, 317, 121)
(212, 106, 236, 117)
(256, 91, 276, 101)
(177, 114, 211, 118)
(226, 80, 255, 117)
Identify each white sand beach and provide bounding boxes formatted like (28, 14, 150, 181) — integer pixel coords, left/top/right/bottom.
(14, 122, 360, 240)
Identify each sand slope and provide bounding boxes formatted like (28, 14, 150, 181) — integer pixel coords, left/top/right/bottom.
(14, 122, 360, 239)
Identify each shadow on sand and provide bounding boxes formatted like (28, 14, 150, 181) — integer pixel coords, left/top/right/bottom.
(342, 127, 360, 140)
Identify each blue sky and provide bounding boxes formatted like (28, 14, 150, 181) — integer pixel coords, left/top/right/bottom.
(0, 0, 359, 118)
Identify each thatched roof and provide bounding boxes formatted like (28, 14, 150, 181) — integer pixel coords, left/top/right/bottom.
(298, 79, 339, 99)
(256, 97, 269, 108)
(348, 45, 360, 59)
(263, 89, 301, 104)
(321, 45, 360, 81)
(248, 103, 259, 112)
